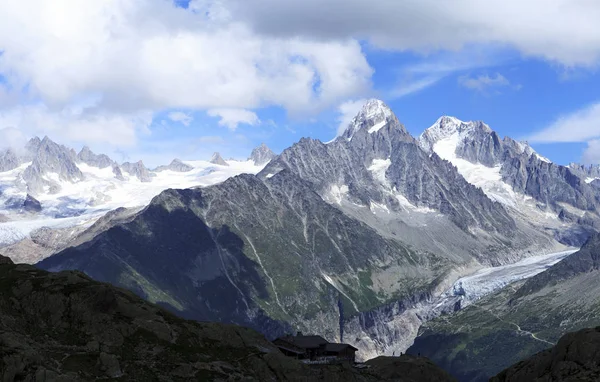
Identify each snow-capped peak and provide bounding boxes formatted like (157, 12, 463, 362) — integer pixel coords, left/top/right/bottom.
(515, 141, 551, 163)
(419, 116, 491, 153)
(342, 99, 397, 141)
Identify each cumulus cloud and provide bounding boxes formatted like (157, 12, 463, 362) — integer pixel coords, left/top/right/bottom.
(168, 111, 193, 126)
(230, 0, 600, 67)
(0, 104, 151, 148)
(1, 0, 599, 157)
(458, 73, 510, 93)
(0, 0, 372, 147)
(207, 108, 260, 130)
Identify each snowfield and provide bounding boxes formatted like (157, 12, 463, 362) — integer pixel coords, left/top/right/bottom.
(443, 249, 578, 307)
(0, 159, 264, 247)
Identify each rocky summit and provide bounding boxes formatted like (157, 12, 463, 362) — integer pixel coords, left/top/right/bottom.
(0, 254, 456, 381)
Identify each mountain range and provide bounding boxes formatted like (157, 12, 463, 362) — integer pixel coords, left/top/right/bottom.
(2, 99, 600, 378)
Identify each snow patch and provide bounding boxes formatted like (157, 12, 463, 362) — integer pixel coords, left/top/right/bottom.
(327, 184, 349, 205)
(370, 201, 390, 214)
(433, 135, 520, 208)
(368, 121, 387, 134)
(368, 158, 391, 185)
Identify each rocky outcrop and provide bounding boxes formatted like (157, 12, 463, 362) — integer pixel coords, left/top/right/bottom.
(154, 159, 193, 172)
(210, 152, 229, 166)
(491, 326, 600, 382)
(77, 146, 115, 169)
(0, 148, 21, 172)
(1, 254, 455, 381)
(23, 194, 42, 212)
(121, 160, 152, 182)
(22, 136, 84, 195)
(250, 143, 276, 166)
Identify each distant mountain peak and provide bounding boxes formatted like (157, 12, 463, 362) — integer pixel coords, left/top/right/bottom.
(419, 116, 491, 153)
(210, 152, 229, 166)
(341, 99, 405, 141)
(250, 143, 275, 166)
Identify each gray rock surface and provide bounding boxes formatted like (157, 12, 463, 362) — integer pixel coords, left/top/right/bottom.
(121, 160, 152, 182)
(154, 159, 193, 172)
(23, 194, 42, 212)
(0, 148, 21, 172)
(22, 136, 84, 195)
(250, 143, 276, 166)
(77, 146, 115, 169)
(210, 152, 229, 166)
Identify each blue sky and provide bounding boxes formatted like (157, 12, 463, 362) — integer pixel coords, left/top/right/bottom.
(0, 1, 599, 167)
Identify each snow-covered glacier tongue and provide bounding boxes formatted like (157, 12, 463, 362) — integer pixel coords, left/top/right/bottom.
(437, 249, 578, 311)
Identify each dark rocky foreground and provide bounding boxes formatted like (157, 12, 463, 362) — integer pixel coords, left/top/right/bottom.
(0, 255, 455, 381)
(491, 326, 600, 382)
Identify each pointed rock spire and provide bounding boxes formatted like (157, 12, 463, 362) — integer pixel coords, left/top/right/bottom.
(341, 99, 406, 141)
(210, 152, 229, 166)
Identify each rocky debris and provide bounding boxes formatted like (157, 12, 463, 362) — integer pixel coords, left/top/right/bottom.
(77, 146, 115, 169)
(121, 160, 152, 182)
(0, 147, 21, 172)
(0, 255, 453, 381)
(154, 159, 193, 172)
(491, 327, 600, 382)
(210, 152, 229, 166)
(22, 194, 42, 212)
(250, 143, 276, 166)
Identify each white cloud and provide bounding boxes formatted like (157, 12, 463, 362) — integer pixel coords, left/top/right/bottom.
(207, 108, 260, 130)
(0, 104, 151, 148)
(582, 139, 600, 164)
(168, 111, 193, 126)
(336, 99, 367, 136)
(527, 102, 600, 164)
(231, 0, 600, 67)
(458, 73, 510, 92)
(0, 0, 372, 148)
(528, 102, 600, 143)
(390, 47, 509, 98)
